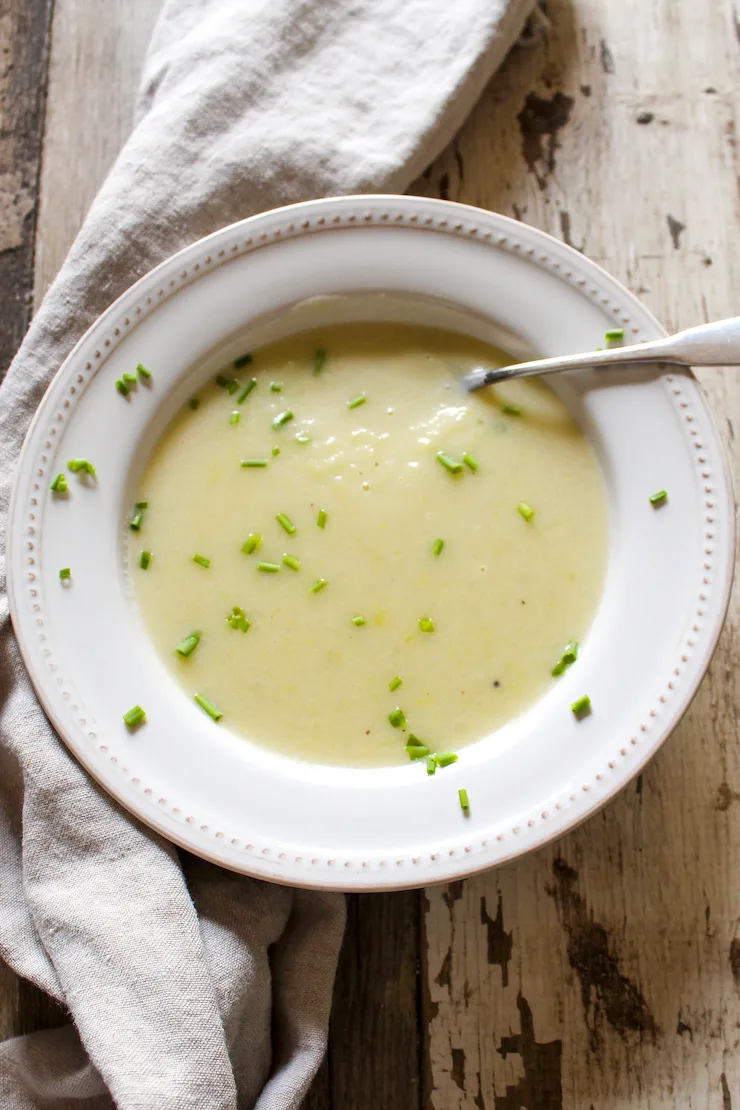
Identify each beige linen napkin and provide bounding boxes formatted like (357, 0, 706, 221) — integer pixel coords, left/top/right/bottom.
(0, 1, 533, 1106)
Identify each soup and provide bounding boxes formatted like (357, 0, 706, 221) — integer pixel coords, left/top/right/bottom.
(131, 322, 608, 767)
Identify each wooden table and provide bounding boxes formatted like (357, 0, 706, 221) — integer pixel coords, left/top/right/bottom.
(2, 2, 739, 1105)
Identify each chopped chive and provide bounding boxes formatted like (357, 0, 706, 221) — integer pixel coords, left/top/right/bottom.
(272, 446, 280, 456)
(50, 473, 68, 492)
(226, 380, 240, 395)
(67, 458, 96, 476)
(283, 553, 301, 571)
(139, 550, 152, 570)
(192, 554, 210, 568)
(518, 501, 534, 522)
(313, 349, 327, 376)
(276, 512, 296, 535)
(418, 616, 435, 633)
(241, 534, 262, 555)
(458, 788, 470, 812)
(310, 577, 328, 593)
(348, 393, 367, 410)
(135, 501, 148, 510)
(432, 538, 444, 557)
(388, 707, 406, 729)
(436, 451, 463, 474)
(270, 381, 283, 392)
(194, 693, 222, 722)
(216, 374, 231, 389)
(59, 567, 71, 580)
(649, 489, 668, 506)
(122, 372, 137, 385)
(136, 363, 152, 380)
(389, 675, 402, 692)
(502, 402, 523, 416)
(434, 751, 458, 768)
(562, 641, 579, 666)
(123, 704, 146, 728)
(426, 756, 436, 775)
(571, 694, 591, 717)
(257, 561, 280, 573)
(462, 452, 479, 472)
(230, 411, 240, 425)
(551, 660, 566, 677)
(226, 606, 250, 632)
(351, 614, 367, 626)
(240, 458, 268, 468)
(176, 631, 201, 657)
(115, 379, 129, 396)
(317, 508, 327, 529)
(129, 512, 143, 531)
(272, 409, 294, 429)
(237, 378, 257, 404)
(406, 743, 431, 761)
(189, 397, 200, 410)
(605, 328, 624, 344)
(295, 431, 312, 444)
(234, 353, 253, 369)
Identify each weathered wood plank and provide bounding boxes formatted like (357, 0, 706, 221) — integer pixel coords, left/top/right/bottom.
(415, 0, 740, 1106)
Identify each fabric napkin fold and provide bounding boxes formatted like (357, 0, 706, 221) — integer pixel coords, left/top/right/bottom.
(0, 0, 533, 1106)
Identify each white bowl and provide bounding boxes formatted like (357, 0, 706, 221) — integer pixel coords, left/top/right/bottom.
(7, 196, 735, 890)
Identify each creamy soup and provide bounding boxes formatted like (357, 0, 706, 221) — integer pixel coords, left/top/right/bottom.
(131, 323, 608, 767)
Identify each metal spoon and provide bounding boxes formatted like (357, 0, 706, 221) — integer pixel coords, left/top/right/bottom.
(463, 316, 740, 391)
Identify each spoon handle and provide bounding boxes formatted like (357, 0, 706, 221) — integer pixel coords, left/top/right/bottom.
(465, 315, 740, 390)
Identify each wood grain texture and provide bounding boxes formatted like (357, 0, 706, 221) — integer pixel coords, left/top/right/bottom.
(413, 1, 740, 1106)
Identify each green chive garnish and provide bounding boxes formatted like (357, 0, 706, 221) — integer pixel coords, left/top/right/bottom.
(137, 363, 152, 380)
(135, 501, 148, 510)
(192, 554, 210, 568)
(432, 538, 444, 557)
(351, 614, 367, 626)
(434, 751, 458, 768)
(436, 451, 463, 474)
(310, 578, 328, 593)
(122, 372, 137, 386)
(50, 473, 68, 493)
(189, 398, 200, 410)
(258, 561, 280, 573)
(230, 411, 240, 425)
(276, 512, 296, 535)
(551, 660, 565, 677)
(295, 431, 311, 444)
(562, 641, 579, 666)
(123, 704, 146, 728)
(348, 393, 367, 410)
(59, 567, 71, 580)
(571, 694, 591, 717)
(458, 788, 470, 812)
(272, 446, 280, 456)
(241, 458, 268, 468)
(426, 756, 436, 775)
(313, 349, 327, 375)
(272, 410, 294, 429)
(241, 534, 262, 555)
(502, 403, 523, 416)
(406, 742, 430, 761)
(388, 707, 406, 729)
(67, 458, 96, 476)
(115, 379, 129, 396)
(176, 631, 201, 657)
(605, 328, 624, 344)
(237, 378, 257, 404)
(418, 616, 435, 633)
(194, 693, 222, 722)
(216, 374, 231, 389)
(129, 502, 146, 531)
(270, 381, 283, 392)
(462, 452, 479, 472)
(234, 353, 253, 369)
(518, 502, 534, 522)
(283, 554, 301, 571)
(317, 509, 327, 529)
(226, 606, 250, 632)
(389, 675, 402, 692)
(227, 380, 240, 395)
(139, 550, 152, 570)
(649, 489, 668, 506)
